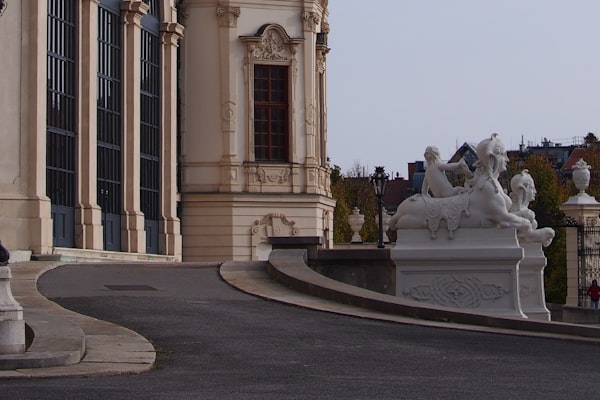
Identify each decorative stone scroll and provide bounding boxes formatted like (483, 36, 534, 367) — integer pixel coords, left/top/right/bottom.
(0, 0, 6, 17)
(302, 11, 320, 32)
(257, 167, 290, 184)
(252, 213, 298, 238)
(251, 213, 299, 261)
(216, 5, 240, 28)
(402, 274, 508, 309)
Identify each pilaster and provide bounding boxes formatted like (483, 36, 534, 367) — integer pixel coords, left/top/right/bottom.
(24, 0, 53, 254)
(302, 11, 319, 170)
(159, 21, 184, 259)
(76, 0, 103, 250)
(120, 0, 148, 253)
(217, 5, 242, 192)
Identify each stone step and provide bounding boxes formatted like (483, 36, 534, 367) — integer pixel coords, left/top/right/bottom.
(34, 248, 177, 263)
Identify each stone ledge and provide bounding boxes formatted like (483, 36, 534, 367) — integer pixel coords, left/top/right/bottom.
(267, 249, 600, 341)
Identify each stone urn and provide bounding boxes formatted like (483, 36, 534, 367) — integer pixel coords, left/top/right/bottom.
(347, 207, 364, 243)
(572, 158, 591, 195)
(375, 210, 391, 243)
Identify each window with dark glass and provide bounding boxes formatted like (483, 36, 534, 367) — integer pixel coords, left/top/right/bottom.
(254, 65, 289, 161)
(140, 28, 160, 222)
(141, 1, 161, 253)
(46, 0, 77, 209)
(97, 3, 122, 216)
(142, 0, 158, 17)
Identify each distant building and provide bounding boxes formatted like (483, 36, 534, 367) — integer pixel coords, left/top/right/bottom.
(508, 137, 577, 174)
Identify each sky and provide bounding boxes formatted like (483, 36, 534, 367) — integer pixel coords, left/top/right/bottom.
(326, 0, 600, 179)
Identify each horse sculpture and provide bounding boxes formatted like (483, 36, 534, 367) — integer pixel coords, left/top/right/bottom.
(389, 134, 555, 246)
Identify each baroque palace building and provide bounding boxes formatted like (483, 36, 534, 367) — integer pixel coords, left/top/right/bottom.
(0, 0, 334, 262)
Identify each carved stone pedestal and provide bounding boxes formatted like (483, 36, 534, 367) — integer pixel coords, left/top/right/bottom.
(0, 267, 25, 354)
(392, 228, 526, 318)
(518, 242, 551, 321)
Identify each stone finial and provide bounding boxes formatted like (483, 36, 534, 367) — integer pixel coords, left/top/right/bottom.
(572, 158, 591, 195)
(348, 207, 364, 243)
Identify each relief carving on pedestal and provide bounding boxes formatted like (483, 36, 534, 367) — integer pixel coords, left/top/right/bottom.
(402, 274, 508, 309)
(0, 0, 7, 17)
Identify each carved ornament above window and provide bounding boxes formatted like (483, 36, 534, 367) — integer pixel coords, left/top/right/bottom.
(240, 24, 303, 63)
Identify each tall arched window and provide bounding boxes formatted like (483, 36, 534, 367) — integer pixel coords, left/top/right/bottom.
(47, 0, 78, 247)
(140, 0, 161, 254)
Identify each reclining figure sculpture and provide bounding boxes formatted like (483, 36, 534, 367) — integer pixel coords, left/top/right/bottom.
(389, 134, 555, 246)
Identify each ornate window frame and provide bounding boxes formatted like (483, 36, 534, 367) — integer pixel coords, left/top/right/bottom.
(240, 24, 303, 164)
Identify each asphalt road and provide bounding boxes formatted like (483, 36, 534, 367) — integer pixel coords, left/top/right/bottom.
(1, 264, 599, 400)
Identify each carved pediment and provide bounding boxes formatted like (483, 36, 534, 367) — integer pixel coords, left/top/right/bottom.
(240, 24, 303, 63)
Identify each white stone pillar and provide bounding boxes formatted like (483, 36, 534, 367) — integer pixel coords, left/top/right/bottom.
(0, 267, 25, 354)
(519, 242, 551, 320)
(560, 159, 600, 307)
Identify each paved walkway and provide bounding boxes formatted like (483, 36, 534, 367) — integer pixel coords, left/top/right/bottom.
(2, 258, 600, 381)
(3, 262, 600, 400)
(0, 262, 156, 378)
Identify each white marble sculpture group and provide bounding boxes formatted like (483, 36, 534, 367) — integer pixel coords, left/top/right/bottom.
(390, 134, 554, 320)
(390, 133, 554, 245)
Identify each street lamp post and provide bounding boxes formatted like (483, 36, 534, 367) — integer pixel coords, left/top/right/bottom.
(371, 166, 389, 249)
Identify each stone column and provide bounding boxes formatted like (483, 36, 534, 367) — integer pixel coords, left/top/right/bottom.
(75, 0, 103, 250)
(560, 159, 600, 307)
(120, 0, 148, 253)
(159, 21, 184, 259)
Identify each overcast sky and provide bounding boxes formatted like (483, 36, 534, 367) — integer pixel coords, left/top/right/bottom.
(326, 1, 600, 178)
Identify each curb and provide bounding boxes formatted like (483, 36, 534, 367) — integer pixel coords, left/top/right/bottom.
(220, 250, 600, 343)
(0, 262, 155, 379)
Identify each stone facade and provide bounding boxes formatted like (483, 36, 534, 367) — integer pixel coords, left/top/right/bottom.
(178, 0, 334, 261)
(0, 0, 333, 261)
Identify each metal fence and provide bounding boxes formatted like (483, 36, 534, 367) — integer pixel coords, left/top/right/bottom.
(578, 225, 600, 306)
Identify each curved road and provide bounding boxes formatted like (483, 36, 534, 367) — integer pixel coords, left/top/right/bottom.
(2, 264, 598, 400)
